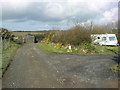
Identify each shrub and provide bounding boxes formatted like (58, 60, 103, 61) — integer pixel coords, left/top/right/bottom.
(51, 26, 91, 46)
(55, 43, 63, 48)
(34, 34, 46, 42)
(84, 44, 95, 50)
(44, 32, 54, 45)
(51, 25, 116, 46)
(44, 38, 50, 45)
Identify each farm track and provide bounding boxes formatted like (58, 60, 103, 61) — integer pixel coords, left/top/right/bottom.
(2, 44, 119, 88)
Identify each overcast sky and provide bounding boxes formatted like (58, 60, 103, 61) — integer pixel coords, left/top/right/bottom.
(0, 0, 119, 31)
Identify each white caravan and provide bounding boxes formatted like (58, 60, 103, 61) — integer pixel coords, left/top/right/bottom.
(91, 34, 118, 46)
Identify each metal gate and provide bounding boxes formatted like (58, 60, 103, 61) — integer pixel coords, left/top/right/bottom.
(25, 35, 35, 43)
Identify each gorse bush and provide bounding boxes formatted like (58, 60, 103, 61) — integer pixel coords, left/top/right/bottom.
(55, 43, 63, 48)
(51, 26, 91, 46)
(44, 32, 54, 45)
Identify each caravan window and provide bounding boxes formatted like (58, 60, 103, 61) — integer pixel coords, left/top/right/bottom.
(109, 37, 115, 41)
(102, 37, 106, 41)
(97, 37, 100, 39)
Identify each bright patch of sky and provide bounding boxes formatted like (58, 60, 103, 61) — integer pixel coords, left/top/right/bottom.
(0, 0, 119, 31)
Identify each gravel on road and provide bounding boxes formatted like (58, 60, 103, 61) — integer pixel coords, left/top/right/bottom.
(2, 44, 119, 88)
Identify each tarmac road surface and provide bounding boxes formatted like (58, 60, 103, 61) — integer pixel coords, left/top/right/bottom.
(2, 44, 119, 88)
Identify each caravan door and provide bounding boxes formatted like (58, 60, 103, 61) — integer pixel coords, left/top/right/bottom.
(100, 36, 107, 45)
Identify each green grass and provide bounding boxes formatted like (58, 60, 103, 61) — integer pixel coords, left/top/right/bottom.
(38, 42, 118, 55)
(38, 43, 67, 53)
(75, 44, 118, 54)
(1, 42, 20, 74)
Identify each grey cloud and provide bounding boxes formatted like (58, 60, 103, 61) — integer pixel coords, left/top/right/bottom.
(2, 2, 28, 21)
(2, 2, 68, 22)
(1, 1, 116, 24)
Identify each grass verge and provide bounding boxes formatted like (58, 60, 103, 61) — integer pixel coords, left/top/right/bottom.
(38, 42, 118, 55)
(1, 42, 20, 75)
(38, 43, 67, 53)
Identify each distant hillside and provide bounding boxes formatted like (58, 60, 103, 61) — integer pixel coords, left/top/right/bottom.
(12, 31, 49, 37)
